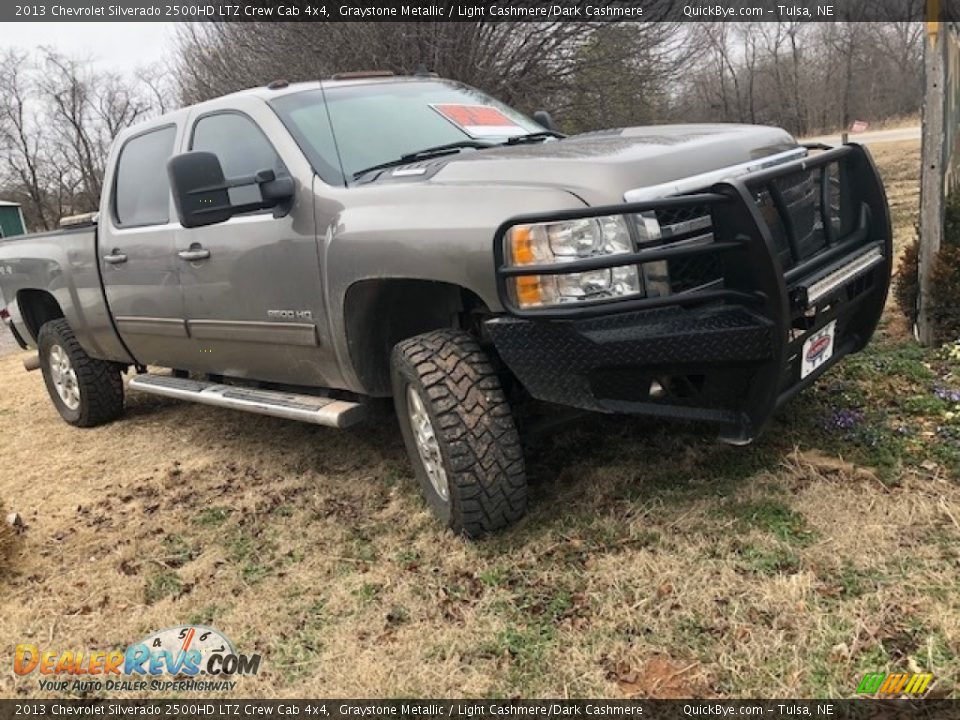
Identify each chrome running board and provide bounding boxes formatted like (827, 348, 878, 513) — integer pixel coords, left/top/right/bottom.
(128, 374, 366, 429)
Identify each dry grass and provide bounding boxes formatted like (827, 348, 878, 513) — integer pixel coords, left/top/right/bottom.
(0, 499, 15, 573)
(876, 140, 922, 261)
(0, 139, 957, 700)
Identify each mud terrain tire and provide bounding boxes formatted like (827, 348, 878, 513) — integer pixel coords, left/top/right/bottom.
(391, 329, 527, 537)
(38, 318, 124, 427)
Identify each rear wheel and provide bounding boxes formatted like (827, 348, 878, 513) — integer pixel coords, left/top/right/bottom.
(38, 319, 124, 427)
(391, 329, 527, 537)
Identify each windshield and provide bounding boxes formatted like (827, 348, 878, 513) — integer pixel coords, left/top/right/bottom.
(270, 80, 543, 184)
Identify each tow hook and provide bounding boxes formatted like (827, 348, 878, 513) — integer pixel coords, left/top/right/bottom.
(23, 354, 40, 372)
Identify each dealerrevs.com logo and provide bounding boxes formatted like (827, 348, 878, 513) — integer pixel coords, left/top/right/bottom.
(14, 625, 261, 693)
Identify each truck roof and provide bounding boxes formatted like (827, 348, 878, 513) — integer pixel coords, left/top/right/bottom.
(114, 75, 443, 144)
(212, 74, 431, 104)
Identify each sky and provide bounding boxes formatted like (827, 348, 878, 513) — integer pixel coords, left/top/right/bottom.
(1, 22, 178, 73)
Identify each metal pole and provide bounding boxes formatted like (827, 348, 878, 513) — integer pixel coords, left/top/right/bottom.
(918, 4, 946, 345)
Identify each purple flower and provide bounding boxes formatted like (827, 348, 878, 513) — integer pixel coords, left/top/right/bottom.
(934, 386, 960, 403)
(824, 409, 863, 430)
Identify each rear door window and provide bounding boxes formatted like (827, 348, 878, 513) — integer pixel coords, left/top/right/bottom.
(113, 125, 177, 227)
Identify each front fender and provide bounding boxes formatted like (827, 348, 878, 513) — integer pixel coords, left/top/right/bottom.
(318, 182, 587, 393)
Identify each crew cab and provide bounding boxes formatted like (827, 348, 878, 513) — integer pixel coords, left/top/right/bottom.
(0, 75, 892, 536)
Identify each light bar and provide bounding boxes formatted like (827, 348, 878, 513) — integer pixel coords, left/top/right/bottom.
(803, 246, 883, 306)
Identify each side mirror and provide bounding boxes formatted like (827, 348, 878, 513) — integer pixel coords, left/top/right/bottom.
(532, 110, 557, 132)
(167, 151, 295, 229)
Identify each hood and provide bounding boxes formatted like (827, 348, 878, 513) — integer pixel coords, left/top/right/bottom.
(370, 124, 799, 205)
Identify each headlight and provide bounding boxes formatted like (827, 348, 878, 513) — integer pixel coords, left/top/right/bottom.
(506, 215, 642, 308)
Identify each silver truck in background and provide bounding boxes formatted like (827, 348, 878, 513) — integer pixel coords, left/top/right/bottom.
(0, 74, 892, 536)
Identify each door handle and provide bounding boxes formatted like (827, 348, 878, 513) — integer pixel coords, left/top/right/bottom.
(103, 251, 128, 265)
(177, 245, 211, 262)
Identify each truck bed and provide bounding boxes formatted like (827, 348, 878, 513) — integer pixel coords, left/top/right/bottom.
(0, 223, 131, 363)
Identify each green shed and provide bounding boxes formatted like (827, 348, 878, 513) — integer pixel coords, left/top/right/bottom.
(0, 201, 26, 238)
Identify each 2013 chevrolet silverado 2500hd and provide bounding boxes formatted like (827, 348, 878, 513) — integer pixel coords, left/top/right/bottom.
(0, 74, 892, 536)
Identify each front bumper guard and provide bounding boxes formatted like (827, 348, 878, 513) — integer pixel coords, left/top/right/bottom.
(486, 143, 893, 443)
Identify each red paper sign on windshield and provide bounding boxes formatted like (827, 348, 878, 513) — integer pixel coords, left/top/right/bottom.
(431, 104, 526, 139)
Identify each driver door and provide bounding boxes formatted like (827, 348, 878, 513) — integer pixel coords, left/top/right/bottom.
(174, 102, 331, 386)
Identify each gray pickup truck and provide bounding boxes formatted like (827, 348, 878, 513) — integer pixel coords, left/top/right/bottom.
(0, 74, 891, 536)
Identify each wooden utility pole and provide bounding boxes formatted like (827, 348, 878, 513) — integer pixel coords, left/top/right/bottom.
(918, 1, 946, 345)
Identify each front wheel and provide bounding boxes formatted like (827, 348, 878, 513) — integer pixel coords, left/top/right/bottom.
(391, 329, 527, 537)
(38, 318, 124, 427)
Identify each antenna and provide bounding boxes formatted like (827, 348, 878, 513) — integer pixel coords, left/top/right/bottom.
(317, 79, 348, 188)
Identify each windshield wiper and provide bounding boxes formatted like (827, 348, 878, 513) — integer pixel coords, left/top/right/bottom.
(352, 140, 494, 180)
(503, 131, 565, 146)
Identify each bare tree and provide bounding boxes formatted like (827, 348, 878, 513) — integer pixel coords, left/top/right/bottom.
(669, 21, 922, 136)
(0, 50, 56, 230)
(38, 50, 154, 211)
(173, 19, 692, 128)
(0, 51, 167, 229)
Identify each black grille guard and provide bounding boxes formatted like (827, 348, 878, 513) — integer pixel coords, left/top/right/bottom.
(491, 143, 893, 441)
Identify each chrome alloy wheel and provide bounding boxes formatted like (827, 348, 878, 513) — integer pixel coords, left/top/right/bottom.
(49, 344, 80, 410)
(406, 384, 450, 501)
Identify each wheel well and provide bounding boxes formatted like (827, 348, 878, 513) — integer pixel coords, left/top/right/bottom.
(16, 289, 64, 342)
(344, 279, 490, 396)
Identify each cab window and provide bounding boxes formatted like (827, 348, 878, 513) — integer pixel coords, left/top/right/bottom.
(193, 111, 287, 171)
(190, 112, 287, 210)
(113, 125, 176, 227)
